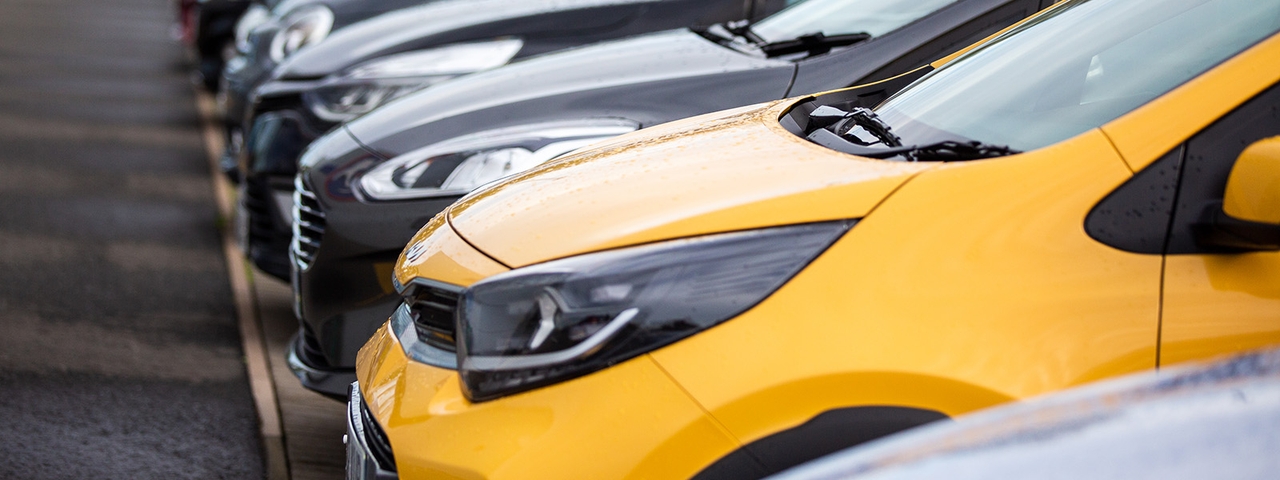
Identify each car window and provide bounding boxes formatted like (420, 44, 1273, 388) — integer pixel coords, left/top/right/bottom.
(852, 0, 1043, 88)
(873, 0, 1280, 152)
(1085, 82, 1280, 255)
(752, 0, 959, 42)
(1166, 83, 1280, 254)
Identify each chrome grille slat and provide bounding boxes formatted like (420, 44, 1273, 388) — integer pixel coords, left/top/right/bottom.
(296, 185, 318, 200)
(295, 202, 324, 217)
(295, 219, 325, 234)
(295, 235, 322, 249)
(290, 175, 326, 270)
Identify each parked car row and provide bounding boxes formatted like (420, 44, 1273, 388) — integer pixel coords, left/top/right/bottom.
(291, 0, 1060, 401)
(176, 0, 253, 90)
(184, 0, 1280, 478)
(233, 0, 793, 279)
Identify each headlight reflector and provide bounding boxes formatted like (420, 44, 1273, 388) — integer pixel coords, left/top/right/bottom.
(269, 5, 334, 62)
(348, 39, 523, 79)
(454, 221, 854, 402)
(234, 3, 271, 54)
(358, 120, 639, 201)
(302, 39, 524, 122)
(303, 82, 421, 122)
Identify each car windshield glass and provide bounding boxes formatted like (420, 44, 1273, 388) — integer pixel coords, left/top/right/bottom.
(751, 0, 959, 43)
(872, 0, 1280, 152)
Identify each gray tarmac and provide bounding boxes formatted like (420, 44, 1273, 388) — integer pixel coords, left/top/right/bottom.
(0, 0, 265, 477)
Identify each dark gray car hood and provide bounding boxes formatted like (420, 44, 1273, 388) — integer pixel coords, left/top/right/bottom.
(344, 29, 790, 150)
(275, 0, 678, 79)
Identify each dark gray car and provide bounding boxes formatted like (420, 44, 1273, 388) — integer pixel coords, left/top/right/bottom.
(185, 0, 253, 91)
(219, 0, 439, 177)
(286, 0, 1057, 398)
(236, 0, 788, 281)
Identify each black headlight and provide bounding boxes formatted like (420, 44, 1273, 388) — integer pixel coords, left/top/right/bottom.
(455, 221, 854, 402)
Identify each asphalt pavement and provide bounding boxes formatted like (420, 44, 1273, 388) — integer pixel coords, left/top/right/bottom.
(0, 0, 266, 477)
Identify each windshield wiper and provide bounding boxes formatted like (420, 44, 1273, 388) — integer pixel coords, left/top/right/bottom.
(760, 31, 871, 57)
(722, 19, 767, 44)
(705, 21, 871, 58)
(694, 19, 768, 48)
(807, 128, 1019, 161)
(871, 140, 1020, 161)
(810, 105, 902, 147)
(803, 105, 1018, 161)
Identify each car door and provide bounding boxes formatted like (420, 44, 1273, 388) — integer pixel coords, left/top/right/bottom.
(1159, 82, 1280, 366)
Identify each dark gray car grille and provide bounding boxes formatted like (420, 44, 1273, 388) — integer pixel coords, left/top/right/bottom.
(290, 175, 325, 270)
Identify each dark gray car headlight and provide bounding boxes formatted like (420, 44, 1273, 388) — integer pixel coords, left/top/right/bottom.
(234, 3, 271, 54)
(302, 39, 524, 123)
(268, 5, 333, 62)
(455, 221, 855, 402)
(357, 119, 638, 201)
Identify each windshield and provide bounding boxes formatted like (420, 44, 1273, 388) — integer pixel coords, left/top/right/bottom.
(752, 0, 958, 43)
(873, 0, 1280, 152)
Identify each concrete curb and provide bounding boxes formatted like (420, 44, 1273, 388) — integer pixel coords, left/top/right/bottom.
(193, 88, 292, 480)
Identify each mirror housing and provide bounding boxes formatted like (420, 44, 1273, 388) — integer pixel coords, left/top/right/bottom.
(1195, 137, 1280, 251)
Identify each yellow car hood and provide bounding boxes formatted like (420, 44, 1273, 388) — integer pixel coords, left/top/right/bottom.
(447, 100, 938, 268)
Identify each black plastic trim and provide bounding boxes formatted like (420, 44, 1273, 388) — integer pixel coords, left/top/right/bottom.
(287, 332, 355, 401)
(693, 406, 949, 480)
(781, 65, 934, 138)
(346, 383, 399, 480)
(1193, 201, 1280, 251)
(1084, 146, 1183, 254)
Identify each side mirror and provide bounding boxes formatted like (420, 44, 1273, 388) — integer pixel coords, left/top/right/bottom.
(1195, 137, 1280, 251)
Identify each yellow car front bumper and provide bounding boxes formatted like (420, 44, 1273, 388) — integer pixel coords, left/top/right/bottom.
(356, 324, 741, 479)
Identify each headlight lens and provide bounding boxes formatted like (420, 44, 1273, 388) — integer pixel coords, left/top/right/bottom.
(303, 81, 422, 122)
(234, 4, 271, 54)
(269, 5, 333, 62)
(348, 39, 523, 79)
(302, 39, 524, 122)
(358, 119, 638, 201)
(454, 221, 854, 402)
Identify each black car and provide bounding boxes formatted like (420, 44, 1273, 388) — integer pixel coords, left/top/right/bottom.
(218, 0, 436, 177)
(182, 0, 253, 91)
(237, 0, 789, 281)
(771, 348, 1280, 480)
(286, 0, 1057, 398)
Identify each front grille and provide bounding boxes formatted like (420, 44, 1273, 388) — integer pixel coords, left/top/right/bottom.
(243, 176, 281, 243)
(359, 397, 397, 472)
(406, 286, 460, 352)
(291, 175, 326, 270)
(295, 323, 333, 369)
(243, 175, 294, 279)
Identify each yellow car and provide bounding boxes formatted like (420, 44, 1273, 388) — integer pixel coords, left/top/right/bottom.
(349, 0, 1280, 478)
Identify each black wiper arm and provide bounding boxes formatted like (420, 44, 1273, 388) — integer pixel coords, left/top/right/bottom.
(691, 23, 735, 44)
(722, 19, 766, 45)
(810, 105, 902, 147)
(801, 104, 1017, 162)
(760, 31, 871, 58)
(807, 129, 1019, 162)
(693, 20, 768, 50)
(896, 141, 1020, 161)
